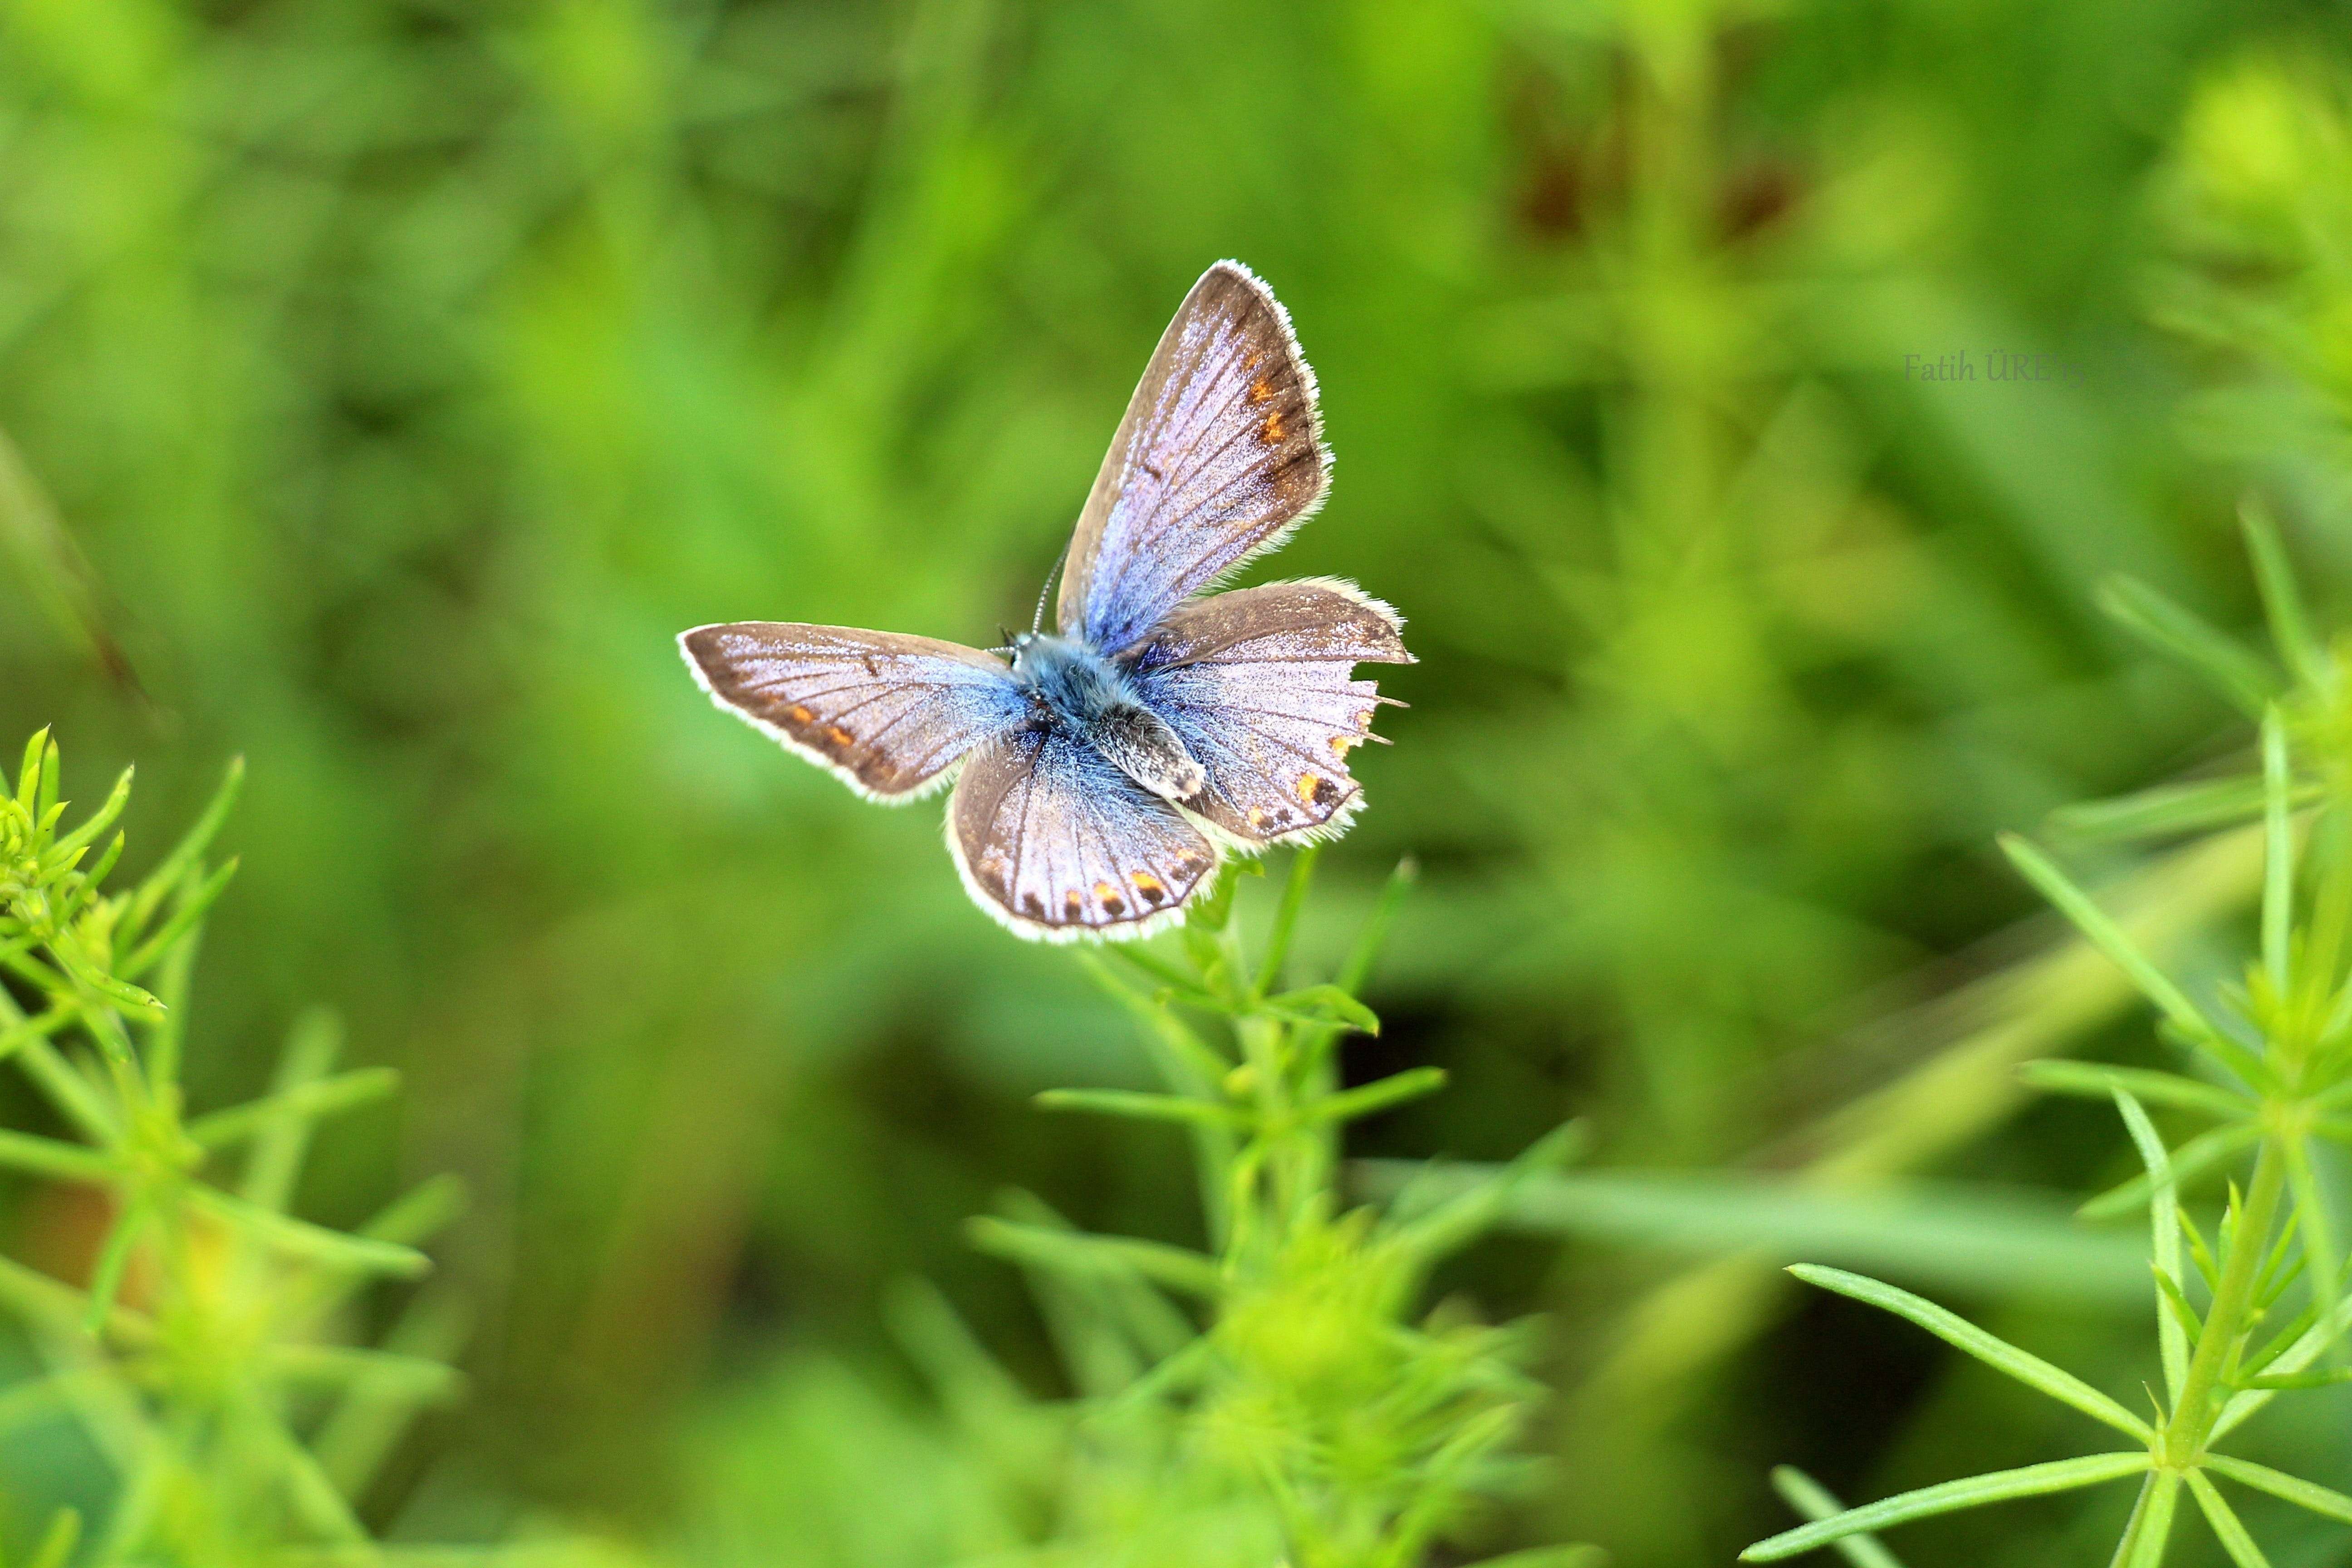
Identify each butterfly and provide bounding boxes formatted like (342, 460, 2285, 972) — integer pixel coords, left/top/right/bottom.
(679, 260, 1412, 941)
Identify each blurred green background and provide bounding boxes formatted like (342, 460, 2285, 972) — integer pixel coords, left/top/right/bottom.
(2, 0, 2348, 1562)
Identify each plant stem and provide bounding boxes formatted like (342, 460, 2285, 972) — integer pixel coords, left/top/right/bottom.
(2168, 1140, 2288, 1466)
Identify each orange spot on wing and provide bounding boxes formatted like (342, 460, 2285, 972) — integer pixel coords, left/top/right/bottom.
(825, 725, 855, 746)
(1330, 735, 1358, 757)
(1245, 376, 1274, 406)
(786, 705, 813, 724)
(1259, 410, 1285, 445)
(1295, 773, 1321, 806)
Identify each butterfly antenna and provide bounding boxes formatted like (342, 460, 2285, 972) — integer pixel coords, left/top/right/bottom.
(1030, 542, 1070, 635)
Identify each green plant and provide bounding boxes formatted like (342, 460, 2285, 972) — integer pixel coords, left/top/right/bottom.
(0, 729, 480, 1567)
(1744, 518, 2352, 1566)
(881, 849, 1599, 1568)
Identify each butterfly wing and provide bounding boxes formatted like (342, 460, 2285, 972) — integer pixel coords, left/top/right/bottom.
(1056, 260, 1329, 658)
(1127, 579, 1411, 845)
(949, 725, 1218, 940)
(680, 623, 1027, 800)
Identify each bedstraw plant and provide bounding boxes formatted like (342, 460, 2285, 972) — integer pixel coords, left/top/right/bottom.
(0, 730, 482, 1566)
(928, 848, 1597, 1568)
(1744, 513, 2352, 1567)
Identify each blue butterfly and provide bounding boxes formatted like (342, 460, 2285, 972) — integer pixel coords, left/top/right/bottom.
(680, 261, 1412, 941)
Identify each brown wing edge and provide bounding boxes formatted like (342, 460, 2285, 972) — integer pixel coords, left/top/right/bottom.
(1057, 259, 1334, 643)
(676, 624, 1007, 804)
(943, 734, 1221, 944)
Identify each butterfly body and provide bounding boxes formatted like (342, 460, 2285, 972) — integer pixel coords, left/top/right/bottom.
(1010, 632, 1207, 804)
(681, 260, 1411, 941)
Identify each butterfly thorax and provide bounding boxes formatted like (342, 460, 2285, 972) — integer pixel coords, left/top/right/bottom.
(1011, 633, 1207, 804)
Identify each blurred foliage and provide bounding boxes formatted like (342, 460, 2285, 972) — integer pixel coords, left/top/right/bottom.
(0, 0, 2349, 1563)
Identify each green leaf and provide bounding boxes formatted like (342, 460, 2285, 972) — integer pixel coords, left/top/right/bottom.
(1033, 1088, 1246, 1130)
(185, 1185, 431, 1278)
(1252, 843, 1319, 999)
(2235, 1366, 2352, 1389)
(2280, 1133, 2340, 1370)
(2051, 777, 2284, 843)
(185, 1066, 401, 1149)
(41, 765, 131, 866)
(1367, 1167, 2156, 1304)
(2263, 709, 2292, 994)
(2186, 1470, 2273, 1568)
(14, 727, 49, 810)
(2203, 1454, 2352, 1525)
(0, 1128, 112, 1183)
(1338, 854, 1417, 995)
(2001, 834, 2216, 1039)
(1460, 1550, 1607, 1568)
(126, 754, 242, 938)
(1769, 1466, 1912, 1568)
(1379, 1120, 1588, 1265)
(2021, 1060, 2252, 1119)
(965, 1216, 1221, 1298)
(1300, 1066, 1446, 1127)
(2240, 497, 2325, 691)
(2115, 1089, 2190, 1398)
(2096, 575, 2276, 716)
(1740, 1453, 2150, 1561)
(1788, 1265, 2154, 1440)
(1257, 983, 1380, 1035)
(118, 855, 239, 980)
(83, 1200, 148, 1333)
(26, 1509, 79, 1568)
(2123, 1470, 2181, 1568)
(2080, 1122, 2261, 1220)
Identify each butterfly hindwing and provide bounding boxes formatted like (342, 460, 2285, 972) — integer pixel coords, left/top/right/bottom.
(681, 623, 1026, 799)
(949, 726, 1218, 940)
(1057, 261, 1329, 658)
(1129, 579, 1411, 845)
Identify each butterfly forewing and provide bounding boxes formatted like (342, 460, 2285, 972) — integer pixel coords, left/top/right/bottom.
(950, 727, 1217, 939)
(1130, 580, 1411, 845)
(1057, 261, 1328, 657)
(681, 623, 1025, 799)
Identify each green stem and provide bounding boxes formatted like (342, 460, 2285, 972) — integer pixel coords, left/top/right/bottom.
(2168, 1140, 2288, 1465)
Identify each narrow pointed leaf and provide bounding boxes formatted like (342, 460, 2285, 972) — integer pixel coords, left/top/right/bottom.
(2186, 1470, 2272, 1568)
(0, 1129, 111, 1182)
(2204, 1455, 2352, 1524)
(2022, 1060, 2251, 1118)
(126, 754, 242, 937)
(1034, 1088, 1246, 1129)
(1770, 1467, 1911, 1568)
(1258, 983, 1380, 1035)
(119, 856, 239, 979)
(2080, 1122, 2261, 1220)
(2051, 777, 2287, 843)
(2281, 1134, 2340, 1369)
(1301, 1066, 1446, 1127)
(2123, 1471, 2181, 1568)
(1252, 844, 1319, 999)
(186, 1067, 400, 1149)
(2113, 1090, 2188, 1397)
(1740, 1454, 2150, 1560)
(2097, 574, 2278, 716)
(185, 1185, 430, 1277)
(1789, 1266, 2153, 1440)
(966, 1216, 1221, 1298)
(2263, 709, 2292, 993)
(2001, 835, 2214, 1037)
(27, 1509, 79, 1568)
(2240, 498, 2325, 690)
